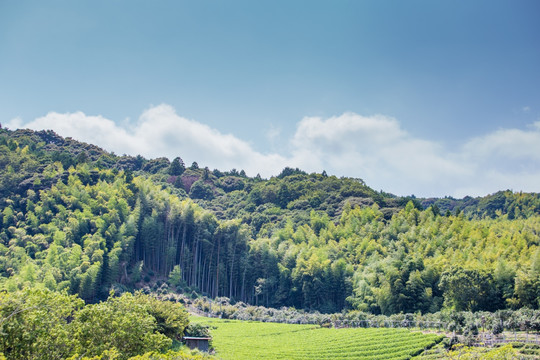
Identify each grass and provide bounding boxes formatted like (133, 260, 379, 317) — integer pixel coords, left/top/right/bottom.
(191, 317, 443, 360)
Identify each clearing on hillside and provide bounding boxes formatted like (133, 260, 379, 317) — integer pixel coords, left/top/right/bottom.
(192, 317, 443, 360)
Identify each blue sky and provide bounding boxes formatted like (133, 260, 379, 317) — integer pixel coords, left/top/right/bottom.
(1, 1, 540, 197)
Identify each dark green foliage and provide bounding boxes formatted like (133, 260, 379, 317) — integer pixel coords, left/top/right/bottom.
(0, 128, 539, 317)
(218, 177, 244, 193)
(189, 180, 214, 200)
(422, 190, 540, 219)
(184, 323, 211, 338)
(143, 158, 171, 174)
(116, 155, 145, 171)
(439, 267, 497, 311)
(169, 157, 185, 176)
(277, 167, 307, 178)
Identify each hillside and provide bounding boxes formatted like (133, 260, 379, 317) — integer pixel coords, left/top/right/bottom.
(0, 127, 539, 314)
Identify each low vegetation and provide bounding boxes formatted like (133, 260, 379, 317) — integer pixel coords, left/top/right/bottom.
(188, 295, 540, 335)
(192, 317, 443, 360)
(0, 289, 214, 360)
(415, 343, 540, 359)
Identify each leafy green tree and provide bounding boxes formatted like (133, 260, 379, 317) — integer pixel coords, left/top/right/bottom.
(439, 267, 496, 312)
(139, 294, 189, 341)
(71, 293, 172, 359)
(169, 157, 185, 176)
(168, 265, 183, 288)
(0, 289, 84, 360)
(142, 158, 170, 174)
(189, 180, 213, 200)
(514, 250, 540, 308)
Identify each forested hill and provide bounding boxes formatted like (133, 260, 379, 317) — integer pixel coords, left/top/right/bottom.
(3, 128, 538, 223)
(1, 126, 539, 314)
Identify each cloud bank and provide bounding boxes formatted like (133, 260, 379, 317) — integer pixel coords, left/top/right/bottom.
(6, 104, 540, 198)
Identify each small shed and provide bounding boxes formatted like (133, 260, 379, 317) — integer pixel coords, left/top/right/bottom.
(183, 336, 212, 352)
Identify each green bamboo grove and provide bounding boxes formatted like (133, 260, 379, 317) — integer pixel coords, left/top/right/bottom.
(0, 127, 539, 314)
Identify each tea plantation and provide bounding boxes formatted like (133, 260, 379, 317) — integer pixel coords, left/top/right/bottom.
(192, 317, 443, 360)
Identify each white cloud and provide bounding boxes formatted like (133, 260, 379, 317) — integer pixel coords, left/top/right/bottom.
(462, 126, 540, 161)
(450, 123, 540, 197)
(5, 105, 289, 177)
(6, 105, 540, 198)
(265, 125, 281, 142)
(287, 113, 470, 196)
(287, 113, 540, 197)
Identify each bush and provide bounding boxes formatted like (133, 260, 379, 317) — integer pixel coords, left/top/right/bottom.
(184, 323, 211, 338)
(0, 291, 189, 360)
(140, 294, 189, 341)
(0, 289, 83, 360)
(72, 293, 172, 359)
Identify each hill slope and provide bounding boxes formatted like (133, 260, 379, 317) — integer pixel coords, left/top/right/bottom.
(0, 127, 539, 313)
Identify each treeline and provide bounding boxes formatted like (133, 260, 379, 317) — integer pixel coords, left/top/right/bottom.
(3, 127, 538, 223)
(0, 127, 539, 315)
(422, 191, 540, 220)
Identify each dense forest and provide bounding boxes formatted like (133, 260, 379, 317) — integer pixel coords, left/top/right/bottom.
(0, 126, 539, 316)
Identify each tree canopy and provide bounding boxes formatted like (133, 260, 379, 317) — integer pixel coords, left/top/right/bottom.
(0, 127, 538, 318)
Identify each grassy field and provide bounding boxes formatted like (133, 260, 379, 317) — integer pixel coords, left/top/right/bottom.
(192, 317, 443, 360)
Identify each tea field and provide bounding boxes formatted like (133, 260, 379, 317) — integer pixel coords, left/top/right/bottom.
(192, 317, 443, 360)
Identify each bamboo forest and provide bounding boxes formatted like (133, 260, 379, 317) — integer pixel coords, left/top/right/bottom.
(1, 127, 539, 359)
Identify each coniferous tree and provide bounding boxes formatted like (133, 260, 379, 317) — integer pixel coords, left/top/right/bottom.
(169, 157, 185, 176)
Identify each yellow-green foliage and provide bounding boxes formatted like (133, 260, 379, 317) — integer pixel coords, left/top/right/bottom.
(0, 289, 84, 359)
(128, 349, 216, 359)
(1, 128, 539, 316)
(70, 348, 216, 360)
(414, 343, 540, 359)
(72, 292, 173, 359)
(0, 290, 189, 360)
(434, 344, 517, 359)
(193, 317, 443, 360)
